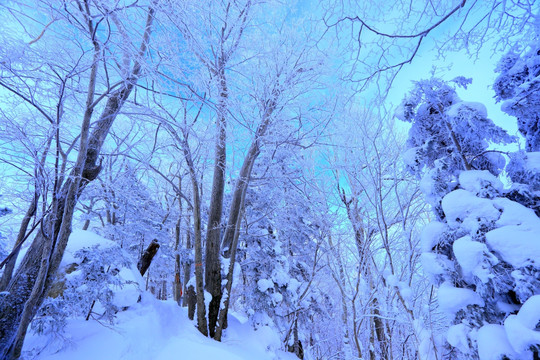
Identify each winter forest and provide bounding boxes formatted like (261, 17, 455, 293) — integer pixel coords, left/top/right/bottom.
(0, 0, 539, 359)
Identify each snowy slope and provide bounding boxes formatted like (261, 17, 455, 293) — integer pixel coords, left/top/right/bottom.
(21, 230, 297, 360)
(23, 294, 297, 360)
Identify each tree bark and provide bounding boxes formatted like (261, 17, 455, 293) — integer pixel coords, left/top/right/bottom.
(0, 193, 38, 291)
(214, 167, 249, 341)
(137, 239, 160, 277)
(182, 216, 192, 307)
(187, 284, 196, 320)
(205, 65, 227, 339)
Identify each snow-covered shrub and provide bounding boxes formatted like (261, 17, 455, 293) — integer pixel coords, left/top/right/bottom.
(31, 231, 143, 337)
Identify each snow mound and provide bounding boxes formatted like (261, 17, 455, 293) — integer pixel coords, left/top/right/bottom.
(458, 170, 503, 197)
(447, 101, 488, 119)
(486, 198, 540, 267)
(420, 221, 447, 252)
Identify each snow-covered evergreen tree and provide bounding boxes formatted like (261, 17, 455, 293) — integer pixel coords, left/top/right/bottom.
(494, 34, 540, 218)
(398, 77, 540, 359)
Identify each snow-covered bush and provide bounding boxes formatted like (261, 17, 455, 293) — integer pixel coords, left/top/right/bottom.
(31, 231, 144, 338)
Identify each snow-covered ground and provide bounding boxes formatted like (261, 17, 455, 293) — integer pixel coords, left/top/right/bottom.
(21, 230, 297, 360)
(24, 294, 297, 360)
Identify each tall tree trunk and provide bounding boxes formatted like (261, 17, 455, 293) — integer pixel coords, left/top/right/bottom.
(192, 175, 208, 336)
(221, 97, 275, 256)
(205, 65, 227, 338)
(173, 177, 183, 304)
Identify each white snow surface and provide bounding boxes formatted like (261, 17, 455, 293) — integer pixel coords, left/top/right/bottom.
(446, 323, 470, 353)
(437, 282, 484, 315)
(420, 252, 450, 277)
(477, 324, 517, 360)
(524, 151, 540, 171)
(446, 101, 488, 119)
(257, 278, 274, 292)
(420, 221, 447, 252)
(24, 293, 297, 360)
(452, 236, 497, 283)
(440, 187, 540, 268)
(458, 170, 503, 195)
(486, 198, 540, 267)
(441, 190, 500, 232)
(504, 295, 540, 356)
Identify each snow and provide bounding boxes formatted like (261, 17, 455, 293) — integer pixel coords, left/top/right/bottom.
(514, 295, 540, 329)
(441, 190, 500, 232)
(24, 293, 297, 360)
(257, 279, 274, 292)
(286, 278, 301, 293)
(437, 282, 484, 315)
(452, 236, 497, 283)
(385, 273, 399, 287)
(492, 197, 540, 227)
(61, 230, 117, 266)
(270, 292, 283, 305)
(402, 147, 419, 168)
(446, 323, 470, 353)
(504, 295, 540, 356)
(420, 252, 449, 277)
(458, 170, 503, 196)
(420, 221, 447, 252)
(485, 199, 540, 267)
(446, 101, 488, 119)
(486, 226, 540, 267)
(477, 324, 517, 360)
(524, 151, 540, 171)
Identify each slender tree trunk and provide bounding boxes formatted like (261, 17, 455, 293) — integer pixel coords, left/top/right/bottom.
(205, 65, 227, 338)
(174, 179, 183, 304)
(214, 169, 249, 341)
(221, 99, 275, 257)
(187, 284, 196, 320)
(0, 194, 38, 291)
(183, 215, 192, 307)
(192, 176, 208, 336)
